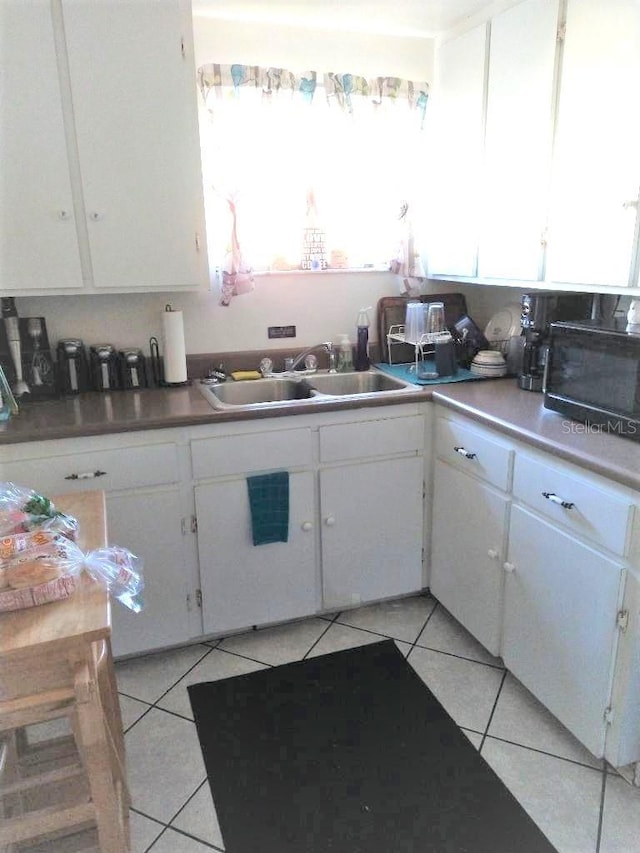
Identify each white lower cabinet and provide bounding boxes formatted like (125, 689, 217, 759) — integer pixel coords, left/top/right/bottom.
(431, 407, 640, 768)
(195, 472, 318, 635)
(106, 489, 191, 658)
(190, 406, 427, 635)
(320, 457, 424, 611)
(503, 505, 624, 757)
(430, 460, 509, 656)
(0, 431, 195, 658)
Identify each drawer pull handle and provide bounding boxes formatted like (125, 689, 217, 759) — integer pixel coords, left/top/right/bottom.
(64, 470, 107, 481)
(454, 446, 476, 459)
(542, 492, 574, 509)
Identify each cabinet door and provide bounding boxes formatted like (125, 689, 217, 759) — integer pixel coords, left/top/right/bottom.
(478, 0, 559, 280)
(320, 457, 424, 610)
(503, 505, 624, 757)
(428, 24, 487, 277)
(61, 0, 207, 291)
(430, 461, 509, 656)
(107, 488, 191, 658)
(0, 0, 83, 292)
(546, 0, 640, 287)
(195, 473, 317, 635)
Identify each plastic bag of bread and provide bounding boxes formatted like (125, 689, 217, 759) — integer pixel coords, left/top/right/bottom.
(0, 482, 78, 539)
(0, 529, 144, 614)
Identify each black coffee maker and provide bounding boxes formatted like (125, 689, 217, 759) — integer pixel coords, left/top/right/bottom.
(518, 292, 592, 391)
(57, 339, 90, 394)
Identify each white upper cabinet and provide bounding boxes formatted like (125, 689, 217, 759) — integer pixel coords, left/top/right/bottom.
(1, 0, 208, 295)
(430, 0, 640, 291)
(62, 0, 208, 292)
(478, 0, 559, 281)
(545, 0, 640, 288)
(427, 24, 487, 277)
(1, 0, 84, 292)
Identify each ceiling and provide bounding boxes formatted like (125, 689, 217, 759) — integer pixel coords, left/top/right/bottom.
(191, 0, 495, 38)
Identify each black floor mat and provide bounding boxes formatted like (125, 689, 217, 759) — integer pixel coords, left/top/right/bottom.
(189, 639, 557, 853)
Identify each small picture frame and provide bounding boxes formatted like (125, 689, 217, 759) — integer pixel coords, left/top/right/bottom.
(0, 363, 19, 421)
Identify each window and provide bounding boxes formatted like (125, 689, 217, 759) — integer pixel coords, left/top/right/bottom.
(197, 64, 428, 301)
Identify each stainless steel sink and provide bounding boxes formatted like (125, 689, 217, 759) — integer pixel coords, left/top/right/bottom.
(309, 371, 409, 396)
(198, 370, 414, 411)
(199, 378, 315, 410)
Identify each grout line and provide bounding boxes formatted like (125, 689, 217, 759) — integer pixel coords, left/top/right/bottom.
(119, 645, 216, 735)
(212, 645, 275, 668)
(479, 668, 508, 752)
(481, 732, 606, 773)
(595, 762, 608, 853)
(302, 616, 340, 659)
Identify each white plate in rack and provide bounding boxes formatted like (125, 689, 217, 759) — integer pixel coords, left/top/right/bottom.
(484, 303, 521, 351)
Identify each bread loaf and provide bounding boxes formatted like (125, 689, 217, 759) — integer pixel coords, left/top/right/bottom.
(6, 560, 61, 590)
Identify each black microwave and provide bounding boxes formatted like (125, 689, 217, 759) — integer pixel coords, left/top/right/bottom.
(544, 319, 640, 440)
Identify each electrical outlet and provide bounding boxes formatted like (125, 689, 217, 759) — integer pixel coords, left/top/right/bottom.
(268, 325, 296, 339)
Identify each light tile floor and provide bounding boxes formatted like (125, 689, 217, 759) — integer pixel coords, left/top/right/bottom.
(24, 594, 640, 852)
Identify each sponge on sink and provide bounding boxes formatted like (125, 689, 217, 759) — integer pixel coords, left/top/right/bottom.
(230, 370, 262, 381)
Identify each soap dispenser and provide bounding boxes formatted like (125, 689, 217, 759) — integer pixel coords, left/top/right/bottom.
(354, 307, 371, 371)
(337, 335, 353, 372)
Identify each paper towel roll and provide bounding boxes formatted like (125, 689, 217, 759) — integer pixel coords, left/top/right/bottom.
(161, 307, 187, 384)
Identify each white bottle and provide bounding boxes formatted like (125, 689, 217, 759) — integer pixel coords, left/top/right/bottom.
(337, 334, 353, 372)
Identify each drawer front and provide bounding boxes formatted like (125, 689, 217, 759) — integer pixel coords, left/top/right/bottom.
(435, 416, 513, 491)
(319, 415, 423, 463)
(191, 427, 313, 479)
(1, 442, 180, 495)
(513, 453, 632, 556)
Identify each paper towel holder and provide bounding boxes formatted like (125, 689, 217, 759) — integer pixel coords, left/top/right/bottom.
(151, 305, 192, 388)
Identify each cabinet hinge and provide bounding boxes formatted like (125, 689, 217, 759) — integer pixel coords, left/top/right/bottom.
(186, 592, 192, 612)
(557, 22, 566, 42)
(181, 516, 198, 535)
(616, 609, 629, 632)
(180, 37, 186, 58)
(196, 588, 203, 608)
(195, 232, 201, 252)
(604, 706, 614, 725)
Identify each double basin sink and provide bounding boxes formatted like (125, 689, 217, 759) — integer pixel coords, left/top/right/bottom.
(199, 369, 415, 411)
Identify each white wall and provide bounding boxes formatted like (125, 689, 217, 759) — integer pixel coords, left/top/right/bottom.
(14, 13, 524, 360)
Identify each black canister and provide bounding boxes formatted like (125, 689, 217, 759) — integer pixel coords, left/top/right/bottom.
(435, 339, 457, 377)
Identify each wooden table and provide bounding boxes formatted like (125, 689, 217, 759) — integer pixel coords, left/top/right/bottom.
(0, 490, 130, 850)
(0, 491, 111, 658)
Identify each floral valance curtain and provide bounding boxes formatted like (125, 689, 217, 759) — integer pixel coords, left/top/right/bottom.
(196, 63, 430, 304)
(197, 63, 429, 125)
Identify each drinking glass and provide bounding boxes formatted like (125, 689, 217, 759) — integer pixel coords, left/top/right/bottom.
(426, 302, 445, 335)
(404, 302, 424, 343)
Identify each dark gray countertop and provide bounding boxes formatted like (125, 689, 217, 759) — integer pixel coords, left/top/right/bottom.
(2, 377, 639, 492)
(432, 380, 640, 492)
(0, 382, 428, 444)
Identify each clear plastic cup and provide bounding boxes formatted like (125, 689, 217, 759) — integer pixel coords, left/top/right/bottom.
(426, 302, 445, 335)
(404, 302, 424, 343)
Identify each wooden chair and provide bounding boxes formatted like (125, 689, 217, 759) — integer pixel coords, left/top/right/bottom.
(0, 637, 130, 851)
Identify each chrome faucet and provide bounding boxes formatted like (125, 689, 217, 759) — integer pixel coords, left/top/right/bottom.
(288, 341, 336, 373)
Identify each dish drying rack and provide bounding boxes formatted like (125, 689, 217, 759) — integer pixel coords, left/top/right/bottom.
(387, 325, 453, 373)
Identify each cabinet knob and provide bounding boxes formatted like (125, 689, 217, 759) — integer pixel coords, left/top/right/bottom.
(88, 211, 103, 221)
(301, 521, 313, 532)
(542, 491, 574, 509)
(58, 210, 72, 221)
(503, 561, 516, 574)
(454, 446, 476, 459)
(324, 515, 336, 527)
(487, 548, 499, 560)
